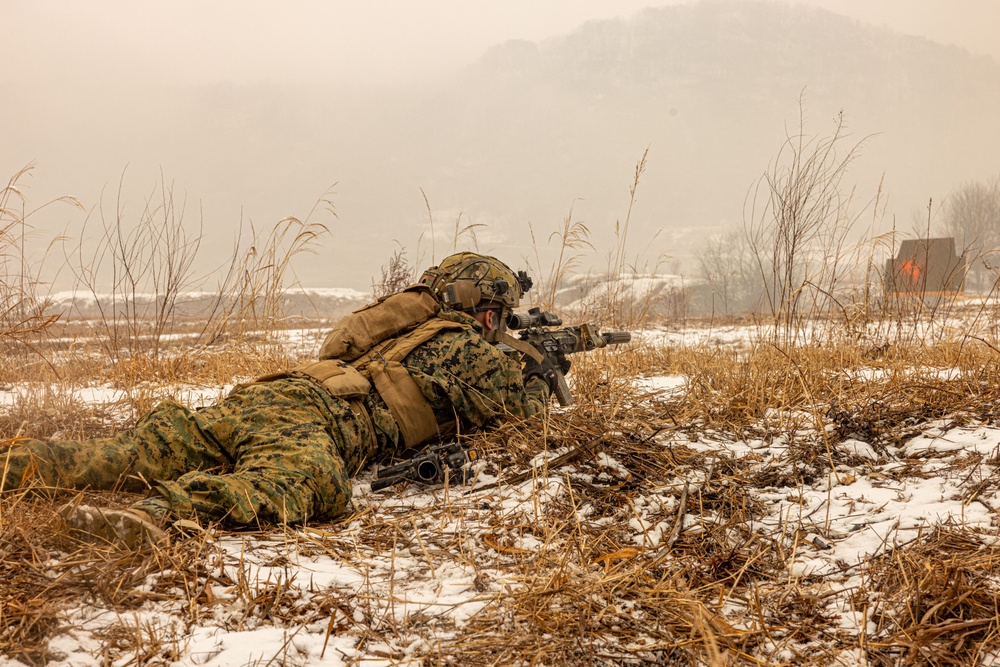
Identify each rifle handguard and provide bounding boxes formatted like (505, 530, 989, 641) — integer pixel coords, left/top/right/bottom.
(514, 320, 631, 406)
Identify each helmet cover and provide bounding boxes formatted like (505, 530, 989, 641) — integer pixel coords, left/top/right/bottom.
(418, 252, 530, 311)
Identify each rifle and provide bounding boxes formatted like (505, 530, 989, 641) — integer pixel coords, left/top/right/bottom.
(371, 442, 479, 492)
(508, 308, 632, 406)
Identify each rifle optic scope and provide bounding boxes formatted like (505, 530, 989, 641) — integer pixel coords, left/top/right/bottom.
(415, 459, 442, 482)
(506, 307, 562, 330)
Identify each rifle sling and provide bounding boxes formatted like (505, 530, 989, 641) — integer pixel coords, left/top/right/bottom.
(497, 332, 544, 363)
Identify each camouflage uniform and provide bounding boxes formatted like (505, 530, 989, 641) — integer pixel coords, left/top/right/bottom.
(1, 312, 548, 526)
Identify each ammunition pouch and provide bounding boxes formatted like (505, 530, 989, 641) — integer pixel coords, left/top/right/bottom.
(264, 313, 471, 450)
(354, 318, 467, 447)
(287, 360, 371, 398)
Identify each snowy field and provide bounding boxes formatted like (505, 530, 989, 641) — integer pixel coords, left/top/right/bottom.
(11, 407, 1000, 666)
(4, 321, 1000, 666)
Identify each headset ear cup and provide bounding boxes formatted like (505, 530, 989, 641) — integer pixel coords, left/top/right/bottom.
(444, 281, 482, 310)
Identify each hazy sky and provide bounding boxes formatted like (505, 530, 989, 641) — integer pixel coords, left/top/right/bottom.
(4, 0, 999, 87)
(3, 0, 999, 291)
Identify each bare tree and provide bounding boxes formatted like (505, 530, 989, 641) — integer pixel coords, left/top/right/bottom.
(744, 102, 873, 343)
(696, 229, 761, 316)
(940, 176, 1000, 292)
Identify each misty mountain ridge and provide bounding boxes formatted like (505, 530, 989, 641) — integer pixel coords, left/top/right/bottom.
(424, 1, 1000, 276)
(5, 1, 998, 290)
(45, 273, 694, 324)
(475, 2, 1000, 101)
(47, 287, 372, 324)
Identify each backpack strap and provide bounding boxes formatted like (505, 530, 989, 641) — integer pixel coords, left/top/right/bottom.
(255, 317, 473, 450)
(354, 318, 470, 447)
(287, 359, 372, 398)
(495, 331, 544, 363)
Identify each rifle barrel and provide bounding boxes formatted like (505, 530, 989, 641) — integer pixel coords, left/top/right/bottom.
(601, 332, 632, 345)
(371, 475, 408, 491)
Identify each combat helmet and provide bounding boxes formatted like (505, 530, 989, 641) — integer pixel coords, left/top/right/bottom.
(418, 252, 532, 316)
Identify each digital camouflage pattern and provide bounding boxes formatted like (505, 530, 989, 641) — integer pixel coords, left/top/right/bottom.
(1, 313, 548, 526)
(402, 310, 548, 430)
(2, 378, 371, 525)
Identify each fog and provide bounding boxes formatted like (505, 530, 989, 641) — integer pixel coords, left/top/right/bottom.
(2, 0, 999, 292)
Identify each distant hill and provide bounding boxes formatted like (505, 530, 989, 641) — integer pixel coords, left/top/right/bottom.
(48, 288, 371, 325)
(419, 1, 1000, 272)
(475, 2, 1000, 102)
(7, 1, 998, 289)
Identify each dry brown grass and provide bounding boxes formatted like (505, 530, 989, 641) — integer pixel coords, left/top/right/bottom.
(4, 324, 1000, 664)
(0, 488, 236, 665)
(858, 527, 1000, 666)
(7, 167, 1000, 663)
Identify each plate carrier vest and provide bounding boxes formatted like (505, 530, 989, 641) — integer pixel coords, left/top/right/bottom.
(258, 285, 467, 448)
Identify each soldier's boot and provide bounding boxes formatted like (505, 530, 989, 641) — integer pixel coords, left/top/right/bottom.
(58, 502, 169, 550)
(128, 495, 174, 525)
(131, 495, 212, 541)
(0, 446, 40, 492)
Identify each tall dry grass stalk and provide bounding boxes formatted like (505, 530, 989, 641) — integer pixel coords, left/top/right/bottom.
(588, 147, 673, 329)
(420, 187, 435, 265)
(68, 171, 208, 361)
(65, 174, 333, 364)
(0, 165, 79, 362)
(604, 147, 648, 320)
(527, 148, 668, 330)
(449, 212, 485, 254)
(416, 189, 487, 269)
(530, 204, 593, 313)
(212, 214, 330, 339)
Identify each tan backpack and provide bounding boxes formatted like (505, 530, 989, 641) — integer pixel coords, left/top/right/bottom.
(318, 284, 440, 361)
(279, 284, 469, 447)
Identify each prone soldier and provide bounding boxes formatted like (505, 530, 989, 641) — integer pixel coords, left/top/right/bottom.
(0, 252, 561, 547)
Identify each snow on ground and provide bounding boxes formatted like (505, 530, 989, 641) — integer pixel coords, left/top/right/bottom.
(638, 302, 1000, 351)
(632, 374, 687, 397)
(5, 365, 1000, 666)
(639, 323, 756, 349)
(10, 467, 571, 666)
(0, 384, 232, 411)
(7, 317, 1000, 664)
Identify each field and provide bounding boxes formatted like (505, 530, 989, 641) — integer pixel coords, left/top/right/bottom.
(5, 296, 1000, 667)
(5, 160, 1000, 666)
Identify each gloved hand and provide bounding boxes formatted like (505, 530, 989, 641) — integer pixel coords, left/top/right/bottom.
(556, 355, 571, 376)
(523, 355, 561, 394)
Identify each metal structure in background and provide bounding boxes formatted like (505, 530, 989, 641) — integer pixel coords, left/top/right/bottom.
(884, 237, 966, 297)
